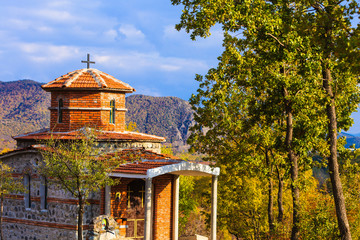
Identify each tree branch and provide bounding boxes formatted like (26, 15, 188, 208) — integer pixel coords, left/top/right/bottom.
(266, 33, 285, 48)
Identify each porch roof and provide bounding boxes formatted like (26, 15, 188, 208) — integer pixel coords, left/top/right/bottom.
(109, 149, 220, 178)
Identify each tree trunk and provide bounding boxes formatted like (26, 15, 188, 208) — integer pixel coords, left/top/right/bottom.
(0, 195, 4, 240)
(276, 165, 284, 222)
(265, 150, 274, 232)
(78, 196, 84, 240)
(323, 68, 352, 240)
(284, 89, 300, 240)
(289, 149, 299, 240)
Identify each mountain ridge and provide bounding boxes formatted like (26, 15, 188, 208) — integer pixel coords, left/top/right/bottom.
(1, 79, 359, 152)
(0, 80, 193, 151)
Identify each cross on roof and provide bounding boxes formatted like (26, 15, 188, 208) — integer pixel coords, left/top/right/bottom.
(81, 53, 95, 69)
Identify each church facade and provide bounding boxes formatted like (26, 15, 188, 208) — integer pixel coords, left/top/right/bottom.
(0, 67, 219, 240)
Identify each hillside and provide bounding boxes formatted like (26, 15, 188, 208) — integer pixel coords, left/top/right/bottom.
(0, 80, 193, 151)
(0, 80, 50, 150)
(2, 80, 360, 153)
(126, 94, 194, 151)
(339, 132, 360, 148)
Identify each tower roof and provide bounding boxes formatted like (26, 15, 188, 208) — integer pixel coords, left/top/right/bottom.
(42, 68, 135, 92)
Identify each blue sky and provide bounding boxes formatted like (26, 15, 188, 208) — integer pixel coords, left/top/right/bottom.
(0, 0, 223, 98)
(1, 0, 360, 133)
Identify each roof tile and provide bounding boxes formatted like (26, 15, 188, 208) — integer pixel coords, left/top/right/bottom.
(13, 129, 165, 142)
(42, 68, 135, 92)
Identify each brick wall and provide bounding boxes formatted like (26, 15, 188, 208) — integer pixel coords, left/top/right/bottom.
(110, 178, 132, 219)
(49, 90, 126, 132)
(153, 174, 173, 240)
(109, 178, 133, 237)
(107, 176, 174, 240)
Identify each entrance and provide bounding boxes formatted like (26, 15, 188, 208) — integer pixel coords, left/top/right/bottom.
(126, 179, 145, 239)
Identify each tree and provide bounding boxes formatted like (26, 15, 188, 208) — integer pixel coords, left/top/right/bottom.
(172, 0, 359, 238)
(187, 40, 325, 238)
(0, 163, 24, 240)
(39, 129, 120, 240)
(161, 143, 174, 155)
(178, 175, 197, 235)
(126, 121, 138, 132)
(300, 3, 360, 239)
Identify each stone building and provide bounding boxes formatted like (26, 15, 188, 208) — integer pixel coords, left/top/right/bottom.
(0, 66, 219, 240)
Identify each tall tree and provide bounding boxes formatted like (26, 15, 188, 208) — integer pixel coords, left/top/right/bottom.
(302, 2, 360, 239)
(39, 129, 120, 240)
(172, 0, 360, 238)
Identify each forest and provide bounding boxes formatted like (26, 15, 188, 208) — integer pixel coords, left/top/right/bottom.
(170, 0, 360, 239)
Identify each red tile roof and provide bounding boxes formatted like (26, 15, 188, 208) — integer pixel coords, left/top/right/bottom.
(13, 129, 165, 142)
(102, 149, 180, 161)
(42, 69, 135, 92)
(103, 149, 183, 175)
(113, 161, 180, 175)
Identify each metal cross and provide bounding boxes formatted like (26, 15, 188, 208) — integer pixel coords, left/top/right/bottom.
(127, 186, 133, 208)
(139, 186, 145, 208)
(81, 53, 95, 69)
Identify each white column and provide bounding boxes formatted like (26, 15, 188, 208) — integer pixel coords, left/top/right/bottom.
(211, 175, 218, 240)
(104, 185, 111, 215)
(144, 178, 153, 240)
(173, 175, 179, 240)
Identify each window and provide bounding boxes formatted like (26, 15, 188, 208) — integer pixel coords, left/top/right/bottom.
(58, 99, 63, 123)
(40, 176, 47, 210)
(110, 100, 115, 124)
(24, 174, 31, 209)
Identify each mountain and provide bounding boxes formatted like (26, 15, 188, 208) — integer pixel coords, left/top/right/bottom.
(126, 94, 194, 152)
(2, 80, 360, 153)
(0, 80, 50, 150)
(0, 80, 193, 151)
(339, 132, 360, 148)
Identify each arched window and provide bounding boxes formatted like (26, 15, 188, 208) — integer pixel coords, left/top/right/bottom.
(40, 176, 48, 210)
(110, 100, 115, 124)
(24, 174, 31, 209)
(58, 99, 63, 123)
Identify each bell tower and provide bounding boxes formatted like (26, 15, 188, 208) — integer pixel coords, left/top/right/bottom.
(42, 68, 135, 132)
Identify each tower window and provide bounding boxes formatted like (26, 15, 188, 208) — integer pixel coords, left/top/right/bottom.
(110, 100, 115, 124)
(58, 99, 63, 123)
(24, 174, 31, 209)
(40, 176, 48, 210)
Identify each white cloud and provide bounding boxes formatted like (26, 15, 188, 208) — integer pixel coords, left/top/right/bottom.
(134, 87, 163, 97)
(46, 0, 73, 8)
(36, 26, 53, 33)
(95, 52, 208, 73)
(159, 64, 181, 71)
(163, 25, 183, 39)
(0, 0, 221, 99)
(17, 42, 80, 63)
(32, 9, 77, 23)
(104, 29, 118, 40)
(118, 24, 146, 43)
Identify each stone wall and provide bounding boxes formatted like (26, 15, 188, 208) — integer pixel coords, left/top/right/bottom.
(3, 222, 76, 240)
(17, 141, 162, 155)
(97, 141, 162, 154)
(1, 152, 101, 239)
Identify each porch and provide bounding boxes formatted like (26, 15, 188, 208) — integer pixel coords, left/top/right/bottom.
(103, 159, 220, 240)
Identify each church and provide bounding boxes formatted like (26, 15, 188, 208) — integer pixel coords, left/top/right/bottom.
(0, 58, 219, 240)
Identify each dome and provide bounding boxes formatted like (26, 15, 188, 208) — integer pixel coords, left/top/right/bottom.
(42, 68, 135, 92)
